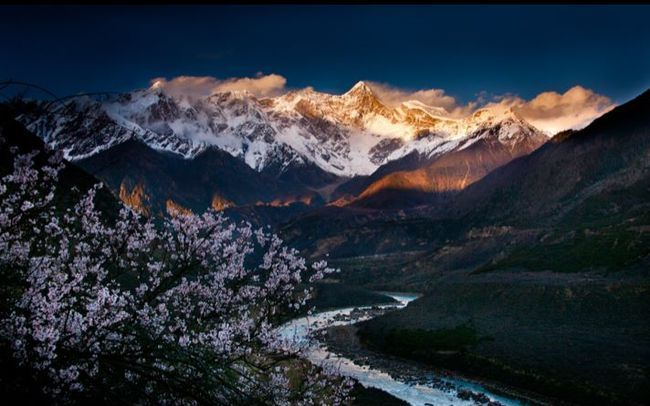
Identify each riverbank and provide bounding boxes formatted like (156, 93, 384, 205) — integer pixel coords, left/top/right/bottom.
(278, 293, 525, 405)
(319, 324, 550, 406)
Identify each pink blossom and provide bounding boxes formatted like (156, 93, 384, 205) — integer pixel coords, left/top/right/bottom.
(0, 144, 347, 403)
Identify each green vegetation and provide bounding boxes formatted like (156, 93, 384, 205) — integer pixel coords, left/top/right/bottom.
(329, 252, 425, 290)
(358, 324, 627, 405)
(477, 171, 650, 274)
(381, 324, 484, 353)
(476, 225, 650, 274)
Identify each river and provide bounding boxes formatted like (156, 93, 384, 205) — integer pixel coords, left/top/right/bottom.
(278, 292, 523, 406)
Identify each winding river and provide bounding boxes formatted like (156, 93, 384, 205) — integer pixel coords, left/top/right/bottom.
(279, 293, 522, 406)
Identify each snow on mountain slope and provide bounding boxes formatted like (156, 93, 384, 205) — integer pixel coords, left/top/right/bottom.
(20, 81, 549, 177)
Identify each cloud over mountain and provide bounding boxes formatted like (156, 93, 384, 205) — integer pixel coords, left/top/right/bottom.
(362, 82, 613, 133)
(365, 81, 477, 117)
(150, 73, 287, 99)
(512, 86, 615, 134)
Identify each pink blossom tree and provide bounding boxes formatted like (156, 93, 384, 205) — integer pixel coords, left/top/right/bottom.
(0, 137, 352, 404)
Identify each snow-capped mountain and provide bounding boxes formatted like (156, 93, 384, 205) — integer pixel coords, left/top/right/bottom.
(21, 81, 548, 178)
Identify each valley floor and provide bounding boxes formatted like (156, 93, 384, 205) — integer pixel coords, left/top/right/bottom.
(352, 271, 650, 405)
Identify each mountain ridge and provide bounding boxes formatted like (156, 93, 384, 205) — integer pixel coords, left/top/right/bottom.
(20, 81, 550, 179)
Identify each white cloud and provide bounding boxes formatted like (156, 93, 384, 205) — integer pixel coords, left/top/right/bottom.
(365, 81, 476, 117)
(213, 73, 287, 97)
(150, 73, 287, 99)
(512, 86, 615, 134)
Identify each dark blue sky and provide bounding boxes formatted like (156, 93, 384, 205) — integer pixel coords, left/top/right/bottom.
(3, 5, 650, 104)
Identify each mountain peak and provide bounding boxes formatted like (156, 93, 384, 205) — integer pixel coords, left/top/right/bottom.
(346, 81, 374, 96)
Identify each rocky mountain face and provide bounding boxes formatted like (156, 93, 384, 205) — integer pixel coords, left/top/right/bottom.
(18, 81, 550, 215)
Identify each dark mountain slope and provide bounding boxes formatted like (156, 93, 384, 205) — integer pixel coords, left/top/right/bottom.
(445, 89, 650, 275)
(77, 140, 330, 217)
(331, 150, 431, 199)
(456, 89, 650, 226)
